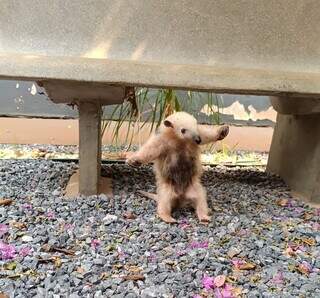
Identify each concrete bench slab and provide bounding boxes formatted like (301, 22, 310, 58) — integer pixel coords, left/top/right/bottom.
(0, 1, 320, 201)
(1, 1, 320, 95)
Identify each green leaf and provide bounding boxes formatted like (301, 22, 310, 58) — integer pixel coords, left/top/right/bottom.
(4, 261, 17, 270)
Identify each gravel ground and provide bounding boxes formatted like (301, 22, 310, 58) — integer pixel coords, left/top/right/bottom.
(0, 144, 135, 155)
(0, 144, 268, 165)
(0, 160, 319, 298)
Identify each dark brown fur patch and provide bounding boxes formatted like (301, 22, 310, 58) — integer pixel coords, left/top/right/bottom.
(160, 144, 197, 194)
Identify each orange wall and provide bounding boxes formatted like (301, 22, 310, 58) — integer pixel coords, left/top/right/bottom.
(0, 118, 273, 152)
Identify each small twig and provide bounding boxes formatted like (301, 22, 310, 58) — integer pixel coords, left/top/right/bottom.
(0, 274, 21, 280)
(51, 246, 75, 256)
(37, 256, 62, 268)
(0, 199, 13, 206)
(41, 244, 75, 256)
(122, 274, 145, 281)
(37, 257, 55, 264)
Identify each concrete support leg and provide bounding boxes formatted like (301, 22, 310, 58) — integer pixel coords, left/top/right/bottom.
(267, 113, 320, 204)
(78, 101, 102, 196)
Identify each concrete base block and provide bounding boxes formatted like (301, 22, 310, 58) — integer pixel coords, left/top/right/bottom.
(267, 113, 320, 204)
(65, 170, 112, 198)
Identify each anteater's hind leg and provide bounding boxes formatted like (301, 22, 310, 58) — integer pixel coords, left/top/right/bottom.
(185, 181, 211, 222)
(157, 184, 177, 223)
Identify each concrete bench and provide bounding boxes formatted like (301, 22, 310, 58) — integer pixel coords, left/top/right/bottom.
(0, 1, 319, 202)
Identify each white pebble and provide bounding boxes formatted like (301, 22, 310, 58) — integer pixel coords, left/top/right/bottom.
(21, 235, 33, 242)
(103, 214, 118, 225)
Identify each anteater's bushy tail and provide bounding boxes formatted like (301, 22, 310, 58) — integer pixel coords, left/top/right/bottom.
(137, 190, 158, 201)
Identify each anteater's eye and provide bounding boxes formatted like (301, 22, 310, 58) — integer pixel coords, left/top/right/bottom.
(181, 128, 186, 134)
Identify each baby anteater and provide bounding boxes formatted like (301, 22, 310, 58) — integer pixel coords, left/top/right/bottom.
(126, 112, 229, 223)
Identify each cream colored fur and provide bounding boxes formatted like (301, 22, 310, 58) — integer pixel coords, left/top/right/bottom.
(126, 112, 229, 223)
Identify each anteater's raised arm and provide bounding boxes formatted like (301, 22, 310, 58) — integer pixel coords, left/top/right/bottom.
(126, 134, 165, 166)
(198, 125, 229, 145)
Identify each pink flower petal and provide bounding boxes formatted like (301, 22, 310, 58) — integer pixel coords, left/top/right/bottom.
(214, 275, 226, 288)
(147, 251, 157, 262)
(179, 218, 191, 229)
(193, 295, 202, 298)
(214, 284, 235, 298)
(46, 210, 55, 219)
(0, 242, 16, 260)
(300, 261, 312, 274)
(312, 222, 320, 230)
(272, 271, 284, 285)
(19, 246, 32, 257)
(190, 241, 209, 249)
(176, 249, 187, 257)
(221, 288, 234, 298)
(296, 245, 306, 253)
(202, 275, 214, 290)
(231, 259, 245, 269)
(22, 203, 33, 210)
(237, 229, 249, 236)
(224, 284, 233, 291)
(287, 199, 295, 207)
(117, 246, 127, 260)
(285, 243, 306, 255)
(90, 239, 101, 250)
(293, 207, 304, 215)
(214, 288, 223, 298)
(64, 223, 75, 231)
(0, 224, 9, 237)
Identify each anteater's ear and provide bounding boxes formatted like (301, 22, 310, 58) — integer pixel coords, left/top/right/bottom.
(164, 120, 173, 128)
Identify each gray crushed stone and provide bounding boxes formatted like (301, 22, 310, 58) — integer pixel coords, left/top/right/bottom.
(0, 159, 319, 298)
